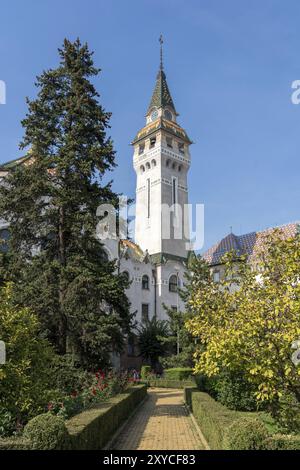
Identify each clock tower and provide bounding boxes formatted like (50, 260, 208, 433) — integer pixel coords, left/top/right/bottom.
(132, 37, 192, 262)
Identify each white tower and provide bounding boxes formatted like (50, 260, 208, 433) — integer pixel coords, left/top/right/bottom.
(132, 37, 192, 263)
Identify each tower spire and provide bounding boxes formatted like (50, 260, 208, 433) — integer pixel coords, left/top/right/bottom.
(159, 34, 164, 71)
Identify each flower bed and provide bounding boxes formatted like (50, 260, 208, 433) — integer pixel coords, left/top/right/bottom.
(0, 385, 147, 450)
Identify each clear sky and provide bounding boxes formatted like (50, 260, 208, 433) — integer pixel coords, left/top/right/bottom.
(1, 0, 300, 251)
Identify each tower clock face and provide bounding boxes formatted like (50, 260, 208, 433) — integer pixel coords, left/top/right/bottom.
(151, 109, 158, 121)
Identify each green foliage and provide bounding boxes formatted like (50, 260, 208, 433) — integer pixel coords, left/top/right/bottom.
(140, 366, 151, 379)
(50, 355, 93, 395)
(146, 379, 194, 389)
(223, 417, 269, 450)
(23, 413, 68, 450)
(265, 433, 300, 450)
(0, 409, 15, 438)
(186, 232, 300, 426)
(160, 304, 196, 368)
(0, 38, 133, 368)
(66, 385, 147, 450)
(164, 368, 193, 381)
(185, 388, 300, 450)
(0, 284, 56, 424)
(197, 370, 257, 411)
(184, 388, 244, 449)
(48, 369, 130, 419)
(138, 318, 169, 369)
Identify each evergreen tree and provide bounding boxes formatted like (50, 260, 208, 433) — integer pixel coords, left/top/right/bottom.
(0, 39, 133, 368)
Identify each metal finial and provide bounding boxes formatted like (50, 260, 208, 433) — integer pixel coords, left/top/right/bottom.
(159, 34, 164, 70)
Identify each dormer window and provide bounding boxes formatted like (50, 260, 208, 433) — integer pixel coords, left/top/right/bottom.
(166, 137, 173, 148)
(164, 109, 173, 121)
(139, 143, 145, 155)
(149, 136, 156, 149)
(178, 142, 185, 154)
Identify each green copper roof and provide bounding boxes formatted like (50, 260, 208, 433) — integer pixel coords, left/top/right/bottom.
(147, 69, 177, 114)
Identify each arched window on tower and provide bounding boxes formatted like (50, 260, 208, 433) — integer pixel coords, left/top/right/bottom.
(169, 274, 178, 293)
(142, 274, 150, 290)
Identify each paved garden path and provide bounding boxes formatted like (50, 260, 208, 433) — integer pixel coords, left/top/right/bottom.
(111, 388, 205, 450)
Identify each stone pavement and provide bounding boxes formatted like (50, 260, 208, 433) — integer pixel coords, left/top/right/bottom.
(112, 388, 204, 450)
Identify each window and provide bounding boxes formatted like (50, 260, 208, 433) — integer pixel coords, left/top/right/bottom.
(139, 143, 145, 155)
(146, 162, 151, 170)
(166, 137, 173, 148)
(149, 136, 156, 149)
(178, 165, 182, 172)
(147, 178, 150, 218)
(0, 229, 10, 253)
(166, 159, 170, 167)
(142, 274, 149, 290)
(142, 304, 149, 323)
(172, 177, 178, 205)
(151, 159, 156, 168)
(178, 142, 185, 154)
(213, 271, 220, 283)
(164, 109, 173, 121)
(140, 165, 145, 173)
(171, 305, 178, 312)
(169, 274, 178, 293)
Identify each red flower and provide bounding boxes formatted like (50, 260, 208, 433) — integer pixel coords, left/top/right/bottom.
(71, 391, 78, 398)
(47, 403, 53, 411)
(91, 388, 97, 396)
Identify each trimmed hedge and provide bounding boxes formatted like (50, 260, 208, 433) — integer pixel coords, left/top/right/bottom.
(0, 385, 147, 450)
(265, 434, 300, 450)
(0, 437, 32, 450)
(66, 384, 147, 450)
(184, 388, 300, 450)
(141, 366, 151, 380)
(146, 379, 195, 389)
(164, 368, 193, 381)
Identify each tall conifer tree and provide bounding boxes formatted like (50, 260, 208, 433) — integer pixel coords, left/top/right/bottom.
(0, 39, 132, 368)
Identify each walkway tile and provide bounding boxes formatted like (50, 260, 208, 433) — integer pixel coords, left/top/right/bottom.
(112, 388, 204, 450)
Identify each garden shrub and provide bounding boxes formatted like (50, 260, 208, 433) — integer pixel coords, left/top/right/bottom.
(147, 379, 194, 389)
(164, 368, 193, 381)
(0, 284, 56, 426)
(23, 413, 68, 450)
(194, 371, 257, 411)
(223, 417, 269, 450)
(0, 409, 16, 438)
(141, 366, 151, 379)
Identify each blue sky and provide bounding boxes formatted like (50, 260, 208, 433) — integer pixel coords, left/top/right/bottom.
(1, 0, 300, 251)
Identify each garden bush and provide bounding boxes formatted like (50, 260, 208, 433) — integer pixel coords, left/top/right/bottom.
(194, 371, 257, 411)
(23, 413, 68, 450)
(0, 284, 56, 427)
(141, 366, 151, 379)
(164, 368, 193, 381)
(223, 417, 269, 450)
(0, 409, 16, 438)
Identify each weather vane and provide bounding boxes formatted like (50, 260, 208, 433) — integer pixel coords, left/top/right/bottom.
(159, 34, 164, 70)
